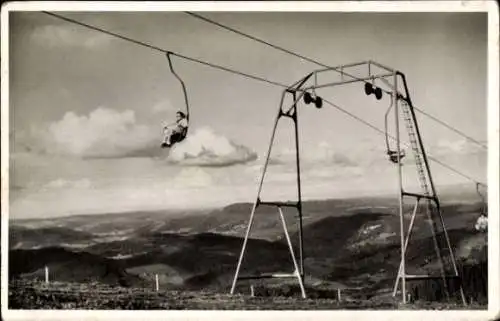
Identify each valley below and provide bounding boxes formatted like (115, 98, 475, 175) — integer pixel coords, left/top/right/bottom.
(8, 191, 488, 309)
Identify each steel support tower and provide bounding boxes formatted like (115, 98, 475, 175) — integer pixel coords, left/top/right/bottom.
(229, 60, 466, 305)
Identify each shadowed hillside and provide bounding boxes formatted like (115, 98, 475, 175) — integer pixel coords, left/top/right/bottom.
(9, 247, 144, 287)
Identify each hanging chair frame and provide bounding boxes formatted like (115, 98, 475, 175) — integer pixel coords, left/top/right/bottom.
(163, 52, 190, 146)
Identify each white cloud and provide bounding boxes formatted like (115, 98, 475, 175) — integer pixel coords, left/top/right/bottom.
(30, 24, 111, 49)
(170, 168, 213, 188)
(41, 107, 158, 158)
(167, 127, 257, 167)
(15, 109, 259, 163)
(430, 138, 486, 156)
(306, 165, 364, 179)
(270, 141, 358, 167)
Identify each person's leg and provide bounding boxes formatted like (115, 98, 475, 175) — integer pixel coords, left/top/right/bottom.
(164, 128, 174, 145)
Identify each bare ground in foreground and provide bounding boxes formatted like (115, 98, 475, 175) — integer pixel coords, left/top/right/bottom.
(8, 280, 486, 310)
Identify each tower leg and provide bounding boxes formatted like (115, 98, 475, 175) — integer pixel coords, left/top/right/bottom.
(230, 201, 258, 295)
(230, 94, 285, 295)
(425, 200, 449, 299)
(278, 207, 307, 298)
(434, 201, 467, 306)
(394, 73, 407, 303)
(393, 198, 419, 296)
(291, 98, 305, 280)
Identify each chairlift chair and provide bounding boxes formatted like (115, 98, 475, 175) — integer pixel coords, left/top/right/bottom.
(384, 98, 406, 164)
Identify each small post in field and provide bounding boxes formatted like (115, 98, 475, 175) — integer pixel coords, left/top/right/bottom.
(155, 274, 159, 292)
(337, 288, 342, 302)
(250, 285, 255, 297)
(44, 266, 49, 284)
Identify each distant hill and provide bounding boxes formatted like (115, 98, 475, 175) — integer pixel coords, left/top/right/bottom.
(8, 232, 294, 291)
(9, 247, 144, 287)
(9, 226, 95, 249)
(8, 191, 487, 297)
(119, 232, 294, 290)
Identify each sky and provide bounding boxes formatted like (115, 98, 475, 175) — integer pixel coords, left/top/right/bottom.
(8, 11, 489, 219)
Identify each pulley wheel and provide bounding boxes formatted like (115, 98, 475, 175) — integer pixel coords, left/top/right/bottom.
(364, 83, 373, 95)
(374, 87, 383, 100)
(304, 92, 313, 104)
(314, 97, 323, 109)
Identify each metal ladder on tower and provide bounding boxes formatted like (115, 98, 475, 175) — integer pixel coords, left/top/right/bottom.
(401, 98, 447, 271)
(400, 100, 431, 198)
(399, 98, 466, 304)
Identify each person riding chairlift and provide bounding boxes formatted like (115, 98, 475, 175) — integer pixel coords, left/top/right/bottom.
(161, 111, 189, 148)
